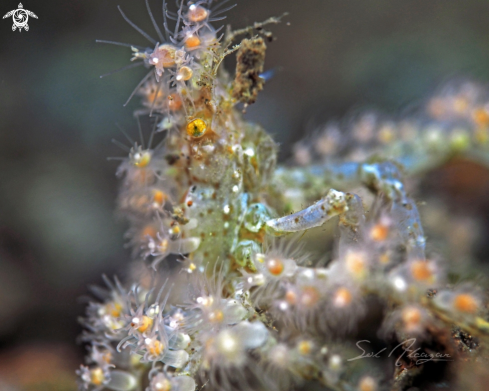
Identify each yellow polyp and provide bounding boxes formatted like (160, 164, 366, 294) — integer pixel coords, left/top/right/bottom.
(106, 302, 122, 317)
(133, 151, 151, 168)
(135, 315, 153, 332)
(187, 118, 208, 138)
(90, 367, 105, 386)
(154, 378, 172, 391)
(297, 340, 313, 355)
(158, 239, 169, 253)
(148, 339, 164, 356)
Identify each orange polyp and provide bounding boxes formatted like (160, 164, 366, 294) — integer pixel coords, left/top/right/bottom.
(185, 35, 201, 50)
(453, 293, 478, 314)
(333, 287, 352, 308)
(358, 376, 377, 391)
(147, 339, 164, 356)
(401, 307, 422, 330)
(106, 301, 122, 317)
(132, 315, 153, 332)
(297, 340, 313, 355)
(266, 258, 284, 276)
(188, 5, 208, 22)
(150, 44, 177, 68)
(153, 190, 166, 205)
(90, 367, 105, 386)
(285, 289, 297, 304)
(410, 260, 433, 282)
(141, 225, 157, 239)
(370, 224, 389, 241)
(208, 310, 224, 323)
(473, 107, 489, 127)
(147, 88, 165, 105)
(300, 286, 320, 307)
(345, 252, 366, 276)
(168, 93, 182, 111)
(177, 66, 193, 81)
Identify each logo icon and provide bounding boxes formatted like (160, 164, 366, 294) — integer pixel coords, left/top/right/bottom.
(3, 3, 37, 32)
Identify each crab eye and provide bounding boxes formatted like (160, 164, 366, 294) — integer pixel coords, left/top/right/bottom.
(187, 118, 207, 138)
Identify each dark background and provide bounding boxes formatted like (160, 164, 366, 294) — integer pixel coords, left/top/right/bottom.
(1, 0, 489, 389)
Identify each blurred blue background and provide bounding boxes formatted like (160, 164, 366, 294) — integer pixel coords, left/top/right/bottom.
(1, 0, 489, 389)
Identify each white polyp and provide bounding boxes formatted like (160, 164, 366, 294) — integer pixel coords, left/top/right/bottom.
(174, 376, 196, 391)
(236, 321, 269, 349)
(106, 370, 137, 391)
(392, 276, 407, 291)
(162, 349, 190, 368)
(223, 205, 231, 214)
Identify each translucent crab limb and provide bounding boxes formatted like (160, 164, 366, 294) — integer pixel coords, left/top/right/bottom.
(271, 161, 426, 258)
(265, 189, 348, 236)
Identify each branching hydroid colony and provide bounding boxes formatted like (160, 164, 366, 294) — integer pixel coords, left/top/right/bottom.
(78, 1, 489, 391)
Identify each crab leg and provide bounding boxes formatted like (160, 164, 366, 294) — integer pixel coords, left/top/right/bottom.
(270, 161, 426, 259)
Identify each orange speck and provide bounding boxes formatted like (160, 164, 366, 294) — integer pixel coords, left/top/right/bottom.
(188, 5, 208, 22)
(266, 258, 284, 276)
(300, 286, 320, 308)
(153, 190, 166, 205)
(285, 289, 297, 305)
(358, 376, 377, 391)
(345, 252, 366, 277)
(185, 35, 201, 50)
(141, 225, 157, 239)
(187, 200, 193, 207)
(168, 93, 182, 111)
(401, 307, 422, 330)
(370, 224, 389, 241)
(333, 287, 352, 308)
(473, 107, 489, 127)
(208, 310, 224, 323)
(410, 260, 433, 282)
(453, 293, 478, 314)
